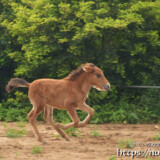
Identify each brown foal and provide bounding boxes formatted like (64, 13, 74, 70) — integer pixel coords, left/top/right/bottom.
(6, 63, 110, 143)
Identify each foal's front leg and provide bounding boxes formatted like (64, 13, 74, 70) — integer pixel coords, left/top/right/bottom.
(58, 104, 94, 130)
(58, 108, 80, 130)
(78, 103, 94, 127)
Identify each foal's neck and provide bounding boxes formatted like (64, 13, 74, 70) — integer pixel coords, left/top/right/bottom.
(77, 72, 91, 95)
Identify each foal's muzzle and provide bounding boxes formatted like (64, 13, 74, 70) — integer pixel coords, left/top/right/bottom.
(103, 84, 111, 90)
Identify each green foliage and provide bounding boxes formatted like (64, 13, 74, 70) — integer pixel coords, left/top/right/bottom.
(7, 128, 26, 138)
(0, 155, 4, 159)
(3, 122, 27, 138)
(89, 130, 99, 137)
(53, 110, 71, 123)
(31, 146, 43, 154)
(118, 139, 134, 149)
(0, 0, 160, 123)
(109, 156, 117, 160)
(89, 130, 104, 137)
(65, 127, 82, 137)
(0, 91, 31, 122)
(153, 133, 160, 141)
(145, 158, 160, 160)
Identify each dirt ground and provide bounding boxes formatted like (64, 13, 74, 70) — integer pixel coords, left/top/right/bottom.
(1, 122, 160, 160)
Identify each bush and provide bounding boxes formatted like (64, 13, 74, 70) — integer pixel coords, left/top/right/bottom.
(1, 85, 160, 124)
(0, 91, 32, 122)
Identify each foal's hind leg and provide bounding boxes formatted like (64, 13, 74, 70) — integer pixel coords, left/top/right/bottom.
(43, 106, 69, 141)
(28, 105, 44, 142)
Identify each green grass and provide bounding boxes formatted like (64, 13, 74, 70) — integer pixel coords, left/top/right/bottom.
(56, 134, 62, 139)
(145, 158, 160, 160)
(117, 139, 134, 149)
(7, 128, 26, 138)
(153, 132, 160, 140)
(31, 146, 43, 154)
(89, 124, 98, 129)
(0, 155, 4, 159)
(17, 121, 26, 128)
(89, 130, 104, 137)
(65, 127, 82, 137)
(3, 122, 27, 138)
(109, 155, 117, 160)
(2, 122, 7, 128)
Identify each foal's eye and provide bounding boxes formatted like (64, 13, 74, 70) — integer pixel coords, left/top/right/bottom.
(96, 74, 101, 78)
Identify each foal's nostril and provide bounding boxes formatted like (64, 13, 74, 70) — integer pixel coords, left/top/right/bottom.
(103, 84, 111, 90)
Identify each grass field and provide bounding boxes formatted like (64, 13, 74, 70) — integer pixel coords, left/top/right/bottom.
(0, 121, 160, 160)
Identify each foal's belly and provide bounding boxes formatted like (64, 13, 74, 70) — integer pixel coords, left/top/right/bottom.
(46, 94, 85, 110)
(46, 104, 67, 110)
(44, 83, 86, 109)
(46, 96, 67, 110)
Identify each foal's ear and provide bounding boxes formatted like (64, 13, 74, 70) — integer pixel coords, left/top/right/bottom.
(82, 66, 95, 73)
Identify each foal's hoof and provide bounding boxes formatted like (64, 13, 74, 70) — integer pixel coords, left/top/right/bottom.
(37, 137, 48, 145)
(42, 141, 48, 145)
(78, 122, 85, 128)
(65, 137, 70, 141)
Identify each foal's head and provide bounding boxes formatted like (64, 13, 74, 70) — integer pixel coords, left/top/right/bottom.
(83, 63, 110, 91)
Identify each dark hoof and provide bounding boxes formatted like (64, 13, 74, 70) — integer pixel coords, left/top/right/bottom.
(65, 137, 70, 141)
(42, 141, 48, 145)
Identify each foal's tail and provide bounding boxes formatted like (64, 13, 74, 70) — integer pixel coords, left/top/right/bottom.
(6, 78, 30, 93)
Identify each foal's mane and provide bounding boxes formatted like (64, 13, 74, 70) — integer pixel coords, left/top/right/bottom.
(66, 65, 84, 81)
(66, 63, 95, 81)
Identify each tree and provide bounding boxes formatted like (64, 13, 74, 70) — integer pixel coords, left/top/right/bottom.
(0, 0, 160, 123)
